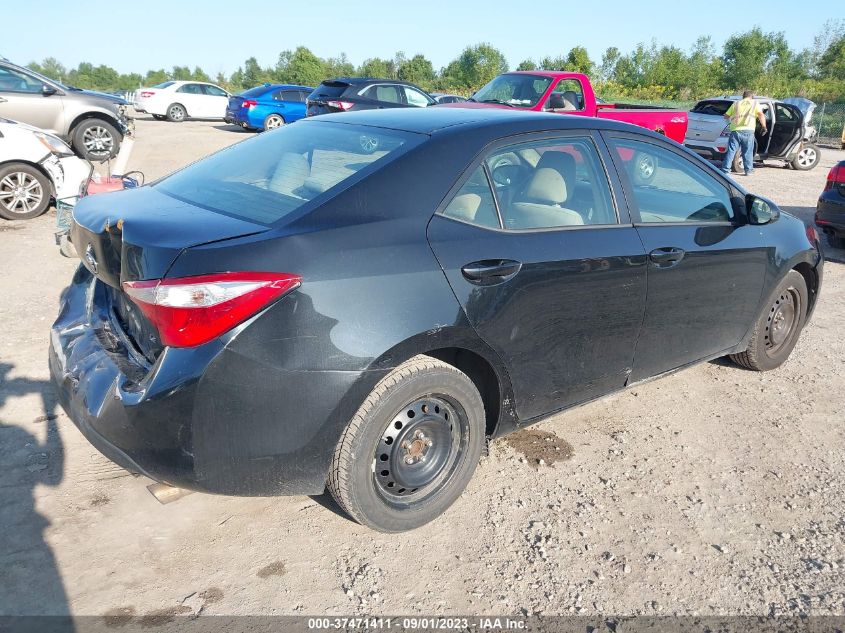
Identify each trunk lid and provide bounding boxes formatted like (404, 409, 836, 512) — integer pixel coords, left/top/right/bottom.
(71, 185, 269, 288)
(685, 111, 728, 143)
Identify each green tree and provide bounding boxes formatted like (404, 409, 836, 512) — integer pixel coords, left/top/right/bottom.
(325, 53, 355, 78)
(723, 27, 790, 89)
(516, 59, 536, 71)
(242, 56, 269, 88)
(447, 43, 508, 89)
(818, 34, 845, 80)
(599, 47, 620, 81)
(359, 57, 392, 78)
(281, 47, 327, 86)
(565, 46, 593, 75)
(171, 65, 192, 81)
(27, 57, 67, 83)
(145, 69, 169, 86)
(192, 66, 211, 82)
(398, 54, 435, 87)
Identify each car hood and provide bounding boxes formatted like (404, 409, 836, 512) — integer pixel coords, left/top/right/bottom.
(71, 88, 128, 105)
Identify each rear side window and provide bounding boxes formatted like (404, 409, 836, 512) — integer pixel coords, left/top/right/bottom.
(157, 122, 421, 225)
(363, 84, 403, 104)
(691, 100, 732, 116)
(241, 85, 271, 98)
(279, 90, 301, 102)
(442, 166, 501, 229)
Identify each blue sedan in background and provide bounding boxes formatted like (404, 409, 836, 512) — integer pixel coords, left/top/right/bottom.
(225, 83, 313, 131)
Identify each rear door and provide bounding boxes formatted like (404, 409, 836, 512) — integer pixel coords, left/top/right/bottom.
(604, 133, 768, 380)
(427, 132, 647, 420)
(767, 102, 803, 158)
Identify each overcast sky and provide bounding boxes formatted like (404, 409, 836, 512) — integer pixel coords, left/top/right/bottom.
(3, 0, 837, 75)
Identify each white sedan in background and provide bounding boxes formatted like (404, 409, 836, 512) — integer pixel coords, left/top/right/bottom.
(0, 118, 91, 220)
(133, 81, 230, 122)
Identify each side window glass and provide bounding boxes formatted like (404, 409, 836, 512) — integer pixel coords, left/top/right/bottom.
(364, 84, 402, 104)
(177, 84, 202, 95)
(0, 67, 43, 93)
(204, 85, 227, 97)
(485, 137, 616, 229)
(775, 104, 797, 122)
(609, 138, 734, 223)
(404, 87, 430, 107)
(441, 166, 501, 229)
(547, 79, 584, 112)
(280, 90, 298, 101)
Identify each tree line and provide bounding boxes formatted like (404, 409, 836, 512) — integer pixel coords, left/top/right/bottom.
(26, 22, 845, 103)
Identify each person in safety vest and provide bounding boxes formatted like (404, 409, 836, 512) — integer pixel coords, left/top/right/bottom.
(721, 90, 768, 176)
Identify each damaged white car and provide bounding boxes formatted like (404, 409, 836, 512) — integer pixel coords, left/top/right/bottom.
(0, 117, 91, 220)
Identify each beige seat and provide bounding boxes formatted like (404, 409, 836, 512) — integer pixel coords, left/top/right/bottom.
(443, 193, 482, 223)
(268, 153, 310, 197)
(561, 91, 581, 111)
(506, 168, 583, 229)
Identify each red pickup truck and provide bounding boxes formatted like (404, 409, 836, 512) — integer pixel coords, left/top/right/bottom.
(450, 71, 688, 144)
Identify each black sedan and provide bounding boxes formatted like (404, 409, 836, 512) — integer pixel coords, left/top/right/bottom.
(816, 160, 845, 249)
(50, 108, 823, 532)
(306, 77, 435, 117)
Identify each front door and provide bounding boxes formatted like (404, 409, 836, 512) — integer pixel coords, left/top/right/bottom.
(0, 65, 64, 134)
(175, 83, 205, 117)
(427, 133, 647, 420)
(202, 84, 229, 119)
(604, 134, 769, 381)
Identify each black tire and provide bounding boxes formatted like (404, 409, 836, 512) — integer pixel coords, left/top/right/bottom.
(263, 113, 285, 131)
(166, 103, 187, 122)
(328, 355, 485, 532)
(0, 163, 52, 220)
(730, 270, 808, 371)
(826, 233, 845, 249)
(72, 119, 121, 161)
(790, 144, 821, 171)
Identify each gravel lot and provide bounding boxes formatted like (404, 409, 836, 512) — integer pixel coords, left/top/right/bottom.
(1, 115, 843, 619)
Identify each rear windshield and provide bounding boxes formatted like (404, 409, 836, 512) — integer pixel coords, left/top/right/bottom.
(310, 81, 350, 100)
(691, 100, 732, 116)
(156, 121, 421, 225)
(240, 85, 272, 98)
(153, 81, 175, 89)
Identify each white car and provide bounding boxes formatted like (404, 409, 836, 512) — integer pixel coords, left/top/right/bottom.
(0, 117, 91, 220)
(134, 81, 230, 122)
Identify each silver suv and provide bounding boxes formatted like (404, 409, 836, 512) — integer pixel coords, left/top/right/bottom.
(0, 59, 131, 160)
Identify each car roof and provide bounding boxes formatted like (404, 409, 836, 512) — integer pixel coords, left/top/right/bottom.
(306, 106, 650, 137)
(322, 77, 425, 87)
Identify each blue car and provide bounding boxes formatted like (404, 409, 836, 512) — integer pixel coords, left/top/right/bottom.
(225, 83, 313, 131)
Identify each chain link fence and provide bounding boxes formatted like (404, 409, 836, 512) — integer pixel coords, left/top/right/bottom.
(814, 102, 845, 148)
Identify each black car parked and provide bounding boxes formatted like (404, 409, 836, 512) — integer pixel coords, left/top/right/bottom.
(816, 160, 845, 249)
(306, 77, 435, 116)
(51, 108, 823, 532)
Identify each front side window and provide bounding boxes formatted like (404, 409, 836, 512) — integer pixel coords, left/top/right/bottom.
(472, 74, 552, 108)
(404, 87, 432, 107)
(204, 85, 227, 97)
(547, 79, 584, 111)
(485, 137, 617, 229)
(608, 138, 734, 223)
(0, 66, 43, 93)
(157, 122, 420, 225)
(441, 166, 500, 229)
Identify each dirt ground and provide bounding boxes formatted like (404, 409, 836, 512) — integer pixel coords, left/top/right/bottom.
(1, 115, 843, 619)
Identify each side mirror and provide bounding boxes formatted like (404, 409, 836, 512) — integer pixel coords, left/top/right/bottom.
(746, 194, 779, 225)
(42, 84, 57, 97)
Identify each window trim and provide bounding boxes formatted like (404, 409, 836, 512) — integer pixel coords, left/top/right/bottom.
(435, 130, 628, 233)
(601, 130, 747, 227)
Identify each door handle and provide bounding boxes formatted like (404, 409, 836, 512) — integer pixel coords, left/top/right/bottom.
(649, 247, 685, 266)
(461, 259, 522, 284)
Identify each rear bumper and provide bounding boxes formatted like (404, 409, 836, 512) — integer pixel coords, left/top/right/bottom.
(49, 265, 379, 496)
(684, 141, 727, 161)
(816, 192, 845, 236)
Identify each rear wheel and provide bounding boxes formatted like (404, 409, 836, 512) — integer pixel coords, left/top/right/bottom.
(166, 103, 186, 122)
(328, 355, 485, 532)
(263, 113, 285, 131)
(729, 270, 808, 371)
(0, 163, 51, 220)
(791, 144, 820, 171)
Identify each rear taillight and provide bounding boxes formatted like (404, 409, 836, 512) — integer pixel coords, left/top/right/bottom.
(806, 224, 819, 245)
(140, 91, 155, 97)
(824, 164, 844, 191)
(242, 99, 257, 108)
(327, 100, 354, 111)
(123, 272, 300, 348)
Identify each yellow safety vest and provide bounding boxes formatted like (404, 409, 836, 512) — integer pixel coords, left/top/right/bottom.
(727, 98, 760, 132)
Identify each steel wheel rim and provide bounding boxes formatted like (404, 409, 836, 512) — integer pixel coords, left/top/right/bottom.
(373, 395, 468, 505)
(266, 115, 284, 129)
(797, 147, 816, 167)
(0, 172, 43, 214)
(169, 106, 184, 121)
(765, 288, 800, 355)
(82, 125, 114, 154)
(638, 156, 655, 178)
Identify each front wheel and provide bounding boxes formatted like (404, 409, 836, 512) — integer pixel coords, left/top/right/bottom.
(0, 163, 52, 220)
(791, 144, 821, 171)
(72, 119, 121, 161)
(328, 355, 485, 532)
(729, 270, 808, 371)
